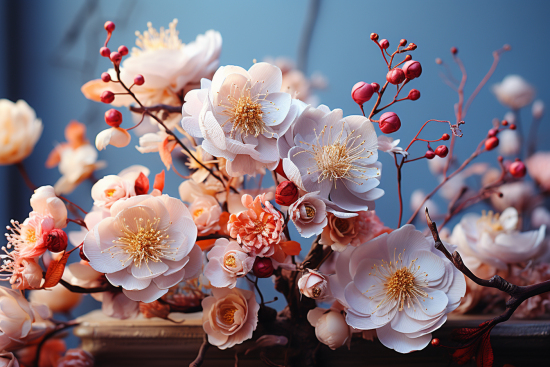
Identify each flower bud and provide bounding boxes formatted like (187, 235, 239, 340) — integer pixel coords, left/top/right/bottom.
(134, 74, 145, 86)
(110, 52, 122, 64)
(408, 89, 420, 101)
(104, 21, 115, 33)
(402, 60, 422, 79)
(431, 338, 440, 347)
(485, 136, 499, 151)
(435, 58, 442, 64)
(488, 128, 498, 137)
(451, 47, 458, 55)
(509, 161, 526, 178)
(434, 145, 448, 158)
(399, 39, 407, 47)
(379, 39, 389, 49)
(532, 100, 544, 119)
(275, 181, 299, 206)
(99, 47, 110, 57)
(118, 45, 128, 56)
(404, 55, 412, 61)
(509, 124, 516, 130)
(44, 229, 68, 253)
(100, 91, 115, 104)
(425, 150, 436, 159)
(104, 109, 123, 127)
(351, 82, 374, 105)
(101, 72, 111, 83)
(298, 269, 329, 299)
(386, 68, 406, 85)
(442, 133, 450, 141)
(501, 120, 508, 126)
(371, 82, 380, 93)
(253, 257, 274, 278)
(407, 43, 417, 50)
(314, 311, 350, 350)
(379, 112, 401, 134)
(370, 33, 379, 41)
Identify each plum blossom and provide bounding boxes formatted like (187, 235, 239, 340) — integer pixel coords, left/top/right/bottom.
(492, 75, 535, 110)
(91, 165, 150, 209)
(228, 194, 284, 257)
(189, 195, 222, 235)
(204, 238, 254, 289)
(82, 21, 222, 129)
(298, 269, 331, 300)
(201, 287, 259, 349)
(0, 99, 42, 165)
(283, 105, 383, 211)
(83, 194, 202, 302)
(181, 62, 300, 176)
(4, 212, 54, 259)
(377, 136, 408, 157)
(331, 225, 466, 353)
(450, 207, 546, 270)
(30, 186, 67, 229)
(288, 192, 327, 238)
(527, 151, 550, 192)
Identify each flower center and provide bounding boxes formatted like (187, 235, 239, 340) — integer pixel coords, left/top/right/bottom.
(133, 19, 182, 56)
(222, 306, 238, 324)
(477, 210, 505, 233)
(193, 209, 204, 218)
(334, 217, 351, 234)
(25, 229, 37, 243)
(105, 189, 116, 198)
(305, 206, 316, 218)
(295, 122, 376, 187)
(219, 81, 274, 139)
(105, 211, 177, 272)
(224, 254, 237, 268)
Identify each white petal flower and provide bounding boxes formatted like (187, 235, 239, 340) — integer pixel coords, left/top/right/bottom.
(498, 129, 521, 156)
(95, 127, 131, 151)
(492, 75, 535, 110)
(0, 99, 42, 165)
(377, 136, 408, 156)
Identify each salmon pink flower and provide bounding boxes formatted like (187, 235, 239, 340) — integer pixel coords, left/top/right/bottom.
(204, 238, 254, 288)
(189, 195, 222, 235)
(4, 212, 54, 259)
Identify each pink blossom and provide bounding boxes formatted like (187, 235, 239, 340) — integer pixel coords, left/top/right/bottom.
(202, 287, 259, 349)
(307, 305, 353, 350)
(4, 212, 55, 259)
(527, 151, 550, 192)
(9, 259, 42, 290)
(30, 186, 67, 229)
(298, 269, 330, 300)
(189, 195, 222, 235)
(204, 238, 254, 289)
(228, 194, 284, 257)
(91, 175, 136, 209)
(289, 192, 327, 238)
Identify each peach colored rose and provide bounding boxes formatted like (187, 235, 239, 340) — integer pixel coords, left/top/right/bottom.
(189, 195, 222, 235)
(201, 287, 259, 349)
(204, 239, 254, 289)
(320, 213, 358, 252)
(289, 192, 327, 238)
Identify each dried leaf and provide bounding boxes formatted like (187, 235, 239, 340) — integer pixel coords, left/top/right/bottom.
(477, 332, 494, 367)
(43, 251, 70, 288)
(135, 172, 150, 195)
(153, 170, 165, 193)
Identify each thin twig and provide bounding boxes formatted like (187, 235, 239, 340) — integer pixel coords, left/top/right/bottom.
(189, 334, 210, 367)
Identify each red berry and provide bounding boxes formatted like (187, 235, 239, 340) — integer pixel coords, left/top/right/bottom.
(488, 128, 498, 137)
(370, 33, 379, 41)
(110, 52, 122, 64)
(431, 338, 440, 347)
(509, 161, 526, 178)
(403, 60, 422, 79)
(118, 45, 129, 56)
(386, 68, 406, 85)
(104, 21, 115, 33)
(105, 109, 123, 127)
(485, 136, 499, 151)
(253, 257, 274, 278)
(435, 145, 449, 158)
(501, 120, 508, 126)
(379, 112, 401, 134)
(399, 39, 407, 47)
(379, 39, 389, 49)
(44, 229, 68, 253)
(351, 82, 374, 105)
(451, 47, 458, 54)
(509, 124, 517, 130)
(275, 181, 299, 206)
(99, 47, 111, 57)
(441, 133, 450, 141)
(100, 91, 115, 104)
(404, 55, 412, 61)
(371, 82, 380, 93)
(101, 72, 111, 83)
(134, 74, 145, 86)
(425, 151, 436, 159)
(408, 89, 420, 101)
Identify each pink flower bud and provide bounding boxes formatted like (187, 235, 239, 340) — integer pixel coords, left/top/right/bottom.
(351, 82, 374, 105)
(379, 112, 401, 134)
(408, 89, 420, 101)
(379, 39, 389, 49)
(425, 150, 436, 159)
(402, 60, 422, 79)
(485, 136, 499, 151)
(44, 229, 68, 253)
(435, 145, 448, 158)
(275, 181, 299, 206)
(100, 91, 115, 104)
(105, 109, 123, 127)
(253, 257, 274, 278)
(104, 21, 115, 33)
(118, 45, 128, 56)
(110, 52, 122, 64)
(99, 47, 110, 57)
(134, 75, 145, 86)
(509, 161, 526, 178)
(371, 82, 380, 93)
(404, 55, 412, 61)
(386, 68, 406, 85)
(435, 58, 442, 64)
(101, 72, 111, 83)
(298, 269, 329, 299)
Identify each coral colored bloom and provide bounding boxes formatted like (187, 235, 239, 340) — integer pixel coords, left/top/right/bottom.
(204, 238, 254, 288)
(189, 195, 222, 235)
(228, 194, 284, 257)
(201, 287, 259, 349)
(0, 99, 42, 165)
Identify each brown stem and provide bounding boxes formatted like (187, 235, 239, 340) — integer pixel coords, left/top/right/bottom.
(197, 234, 231, 241)
(129, 104, 182, 115)
(34, 321, 80, 367)
(394, 154, 404, 228)
(58, 278, 116, 293)
(16, 162, 37, 191)
(189, 334, 210, 367)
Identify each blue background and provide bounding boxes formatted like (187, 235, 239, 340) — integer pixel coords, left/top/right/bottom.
(1, 0, 549, 324)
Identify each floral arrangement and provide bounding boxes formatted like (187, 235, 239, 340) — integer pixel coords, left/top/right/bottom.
(0, 17, 549, 367)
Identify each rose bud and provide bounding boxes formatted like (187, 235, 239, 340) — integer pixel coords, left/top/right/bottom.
(101, 72, 111, 83)
(485, 136, 499, 151)
(100, 91, 115, 104)
(509, 160, 526, 178)
(118, 45, 129, 56)
(134, 74, 145, 86)
(44, 229, 68, 253)
(253, 257, 274, 278)
(386, 68, 406, 85)
(402, 60, 422, 79)
(408, 89, 420, 101)
(298, 269, 330, 299)
(371, 82, 380, 93)
(379, 39, 389, 49)
(442, 133, 450, 141)
(379, 112, 401, 134)
(139, 300, 171, 319)
(99, 46, 110, 57)
(434, 145, 448, 158)
(425, 150, 436, 159)
(351, 82, 374, 105)
(312, 310, 351, 350)
(275, 181, 299, 206)
(104, 109, 123, 127)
